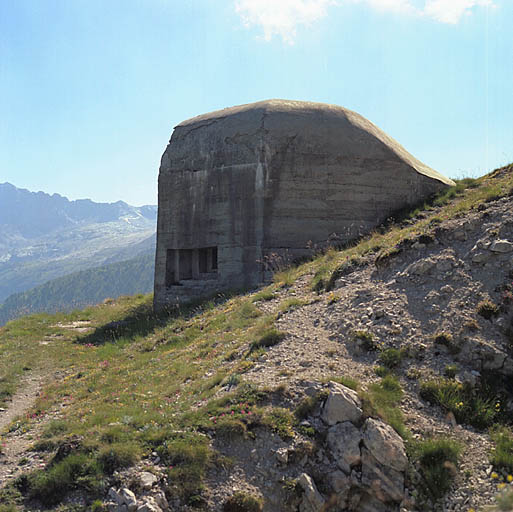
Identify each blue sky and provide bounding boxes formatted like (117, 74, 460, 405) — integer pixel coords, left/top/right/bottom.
(1, 0, 511, 205)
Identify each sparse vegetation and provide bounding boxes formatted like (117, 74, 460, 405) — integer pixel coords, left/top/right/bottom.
(223, 491, 263, 512)
(419, 378, 504, 429)
(352, 330, 376, 351)
(410, 437, 462, 503)
(362, 375, 406, 438)
(250, 328, 286, 351)
(490, 426, 513, 474)
(433, 331, 460, 355)
(378, 347, 406, 369)
(477, 300, 500, 320)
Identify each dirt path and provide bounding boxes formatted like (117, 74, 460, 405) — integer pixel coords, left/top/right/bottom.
(0, 373, 46, 485)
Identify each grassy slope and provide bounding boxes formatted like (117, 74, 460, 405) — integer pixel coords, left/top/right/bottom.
(0, 164, 512, 508)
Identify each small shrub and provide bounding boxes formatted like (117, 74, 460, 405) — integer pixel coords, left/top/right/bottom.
(412, 437, 462, 502)
(379, 347, 404, 369)
(374, 365, 390, 377)
(328, 376, 359, 391)
(223, 491, 263, 512)
(24, 453, 103, 506)
(214, 418, 247, 438)
(478, 300, 500, 320)
(279, 298, 306, 313)
(97, 442, 141, 474)
(252, 290, 276, 302)
(362, 376, 406, 438)
(250, 329, 286, 351)
(263, 407, 295, 440)
(352, 330, 376, 351)
(433, 332, 460, 355)
(294, 390, 329, 420)
(444, 364, 459, 379)
(419, 379, 499, 429)
(490, 426, 513, 474)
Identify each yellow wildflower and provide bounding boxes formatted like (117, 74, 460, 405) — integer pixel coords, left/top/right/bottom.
(491, 472, 499, 479)
(508, 474, 513, 483)
(498, 483, 507, 490)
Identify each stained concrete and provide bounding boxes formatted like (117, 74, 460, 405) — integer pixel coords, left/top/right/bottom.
(154, 99, 454, 310)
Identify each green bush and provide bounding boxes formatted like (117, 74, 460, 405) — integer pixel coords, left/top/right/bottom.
(379, 347, 404, 369)
(352, 330, 376, 351)
(250, 329, 286, 351)
(419, 379, 499, 429)
(24, 453, 103, 506)
(223, 491, 263, 512)
(477, 300, 499, 320)
(412, 437, 461, 502)
(362, 375, 406, 438)
(97, 442, 141, 474)
(433, 331, 460, 355)
(490, 426, 513, 474)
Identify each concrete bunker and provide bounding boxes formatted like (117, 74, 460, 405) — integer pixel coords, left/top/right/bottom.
(154, 99, 454, 310)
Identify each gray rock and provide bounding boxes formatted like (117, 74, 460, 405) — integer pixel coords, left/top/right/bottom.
(472, 252, 491, 264)
(151, 491, 169, 511)
(322, 381, 363, 426)
(275, 447, 288, 464)
(108, 488, 122, 504)
(408, 259, 435, 276)
(362, 418, 407, 473)
(136, 497, 162, 512)
(326, 421, 362, 473)
(298, 473, 325, 512)
(361, 447, 405, 503)
(490, 240, 513, 253)
(120, 488, 137, 512)
(140, 471, 158, 490)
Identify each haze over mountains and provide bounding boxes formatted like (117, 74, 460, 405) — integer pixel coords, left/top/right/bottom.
(0, 182, 157, 323)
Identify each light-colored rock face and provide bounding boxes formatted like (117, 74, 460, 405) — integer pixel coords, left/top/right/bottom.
(154, 99, 454, 309)
(362, 418, 408, 473)
(321, 381, 363, 426)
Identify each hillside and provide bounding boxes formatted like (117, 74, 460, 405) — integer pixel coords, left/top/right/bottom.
(0, 183, 156, 301)
(0, 165, 513, 512)
(0, 252, 155, 326)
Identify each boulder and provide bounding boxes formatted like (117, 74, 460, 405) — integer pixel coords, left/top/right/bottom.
(136, 497, 162, 512)
(322, 381, 363, 426)
(140, 471, 158, 490)
(326, 421, 362, 474)
(298, 473, 325, 512)
(362, 418, 408, 473)
(490, 240, 513, 253)
(361, 447, 405, 503)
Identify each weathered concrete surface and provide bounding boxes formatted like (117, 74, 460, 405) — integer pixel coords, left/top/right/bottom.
(154, 99, 454, 310)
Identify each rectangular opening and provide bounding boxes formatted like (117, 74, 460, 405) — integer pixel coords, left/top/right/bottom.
(198, 247, 218, 274)
(179, 249, 193, 280)
(165, 249, 177, 287)
(199, 248, 209, 273)
(211, 246, 218, 270)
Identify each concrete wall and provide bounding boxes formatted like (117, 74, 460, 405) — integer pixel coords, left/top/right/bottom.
(154, 100, 454, 310)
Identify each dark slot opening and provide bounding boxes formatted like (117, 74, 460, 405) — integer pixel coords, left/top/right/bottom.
(199, 248, 209, 273)
(211, 246, 218, 270)
(179, 249, 193, 280)
(165, 249, 177, 287)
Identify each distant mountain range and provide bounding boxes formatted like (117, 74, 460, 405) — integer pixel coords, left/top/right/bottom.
(0, 182, 157, 323)
(0, 252, 155, 325)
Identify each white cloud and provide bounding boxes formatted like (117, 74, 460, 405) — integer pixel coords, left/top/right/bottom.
(235, 0, 336, 44)
(235, 0, 494, 43)
(423, 0, 493, 24)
